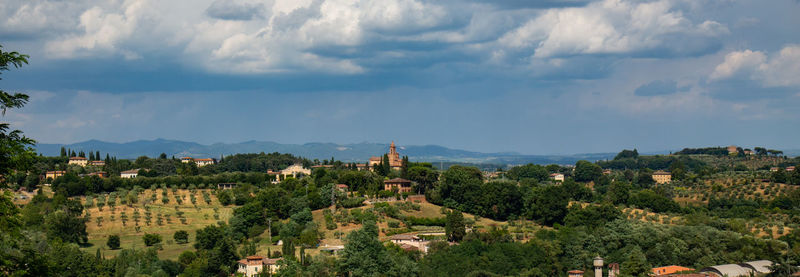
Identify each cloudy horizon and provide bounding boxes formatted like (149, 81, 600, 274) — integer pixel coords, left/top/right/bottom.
(1, 0, 799, 155)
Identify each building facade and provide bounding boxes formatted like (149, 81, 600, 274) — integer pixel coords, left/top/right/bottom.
(236, 256, 282, 277)
(121, 169, 139, 178)
(68, 157, 88, 166)
(652, 171, 672, 184)
(384, 178, 413, 193)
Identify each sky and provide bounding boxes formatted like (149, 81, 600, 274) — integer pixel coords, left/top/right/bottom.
(1, 0, 799, 155)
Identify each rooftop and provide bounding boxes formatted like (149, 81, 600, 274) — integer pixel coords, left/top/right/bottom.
(384, 178, 412, 183)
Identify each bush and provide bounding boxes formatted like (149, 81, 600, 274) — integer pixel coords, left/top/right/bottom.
(340, 197, 366, 208)
(143, 233, 163, 246)
(107, 235, 121, 249)
(174, 230, 189, 244)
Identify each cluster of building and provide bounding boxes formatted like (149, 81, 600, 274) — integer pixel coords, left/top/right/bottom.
(569, 259, 781, 277)
(68, 156, 105, 167)
(771, 166, 796, 172)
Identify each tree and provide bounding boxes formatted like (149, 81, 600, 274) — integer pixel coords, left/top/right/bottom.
(338, 221, 391, 276)
(174, 230, 189, 244)
(614, 149, 639, 160)
(0, 45, 35, 177)
(574, 160, 602, 182)
(525, 185, 568, 226)
(107, 235, 121, 249)
(143, 233, 162, 246)
(445, 210, 466, 242)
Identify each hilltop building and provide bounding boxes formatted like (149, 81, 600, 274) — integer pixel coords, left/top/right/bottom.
(270, 164, 311, 183)
(181, 157, 193, 163)
(369, 141, 403, 170)
(68, 157, 88, 166)
(652, 171, 672, 184)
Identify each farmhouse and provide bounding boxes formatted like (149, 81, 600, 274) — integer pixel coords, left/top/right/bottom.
(236, 256, 282, 277)
(45, 170, 65, 180)
(386, 234, 429, 253)
(368, 141, 403, 171)
(195, 158, 216, 167)
(384, 178, 413, 193)
(180, 157, 193, 163)
(652, 171, 672, 184)
(68, 157, 88, 166)
(121, 169, 139, 179)
(89, 160, 105, 166)
(550, 173, 565, 182)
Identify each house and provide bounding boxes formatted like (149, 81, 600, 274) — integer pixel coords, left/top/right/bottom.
(368, 141, 403, 171)
(195, 158, 216, 167)
(180, 157, 193, 163)
(653, 265, 694, 276)
(771, 167, 780, 172)
(236, 256, 282, 277)
(567, 270, 584, 277)
(386, 234, 429, 253)
(550, 173, 565, 182)
(87, 171, 108, 178)
(89, 160, 105, 166)
(68, 157, 88, 166)
(336, 184, 349, 192)
(699, 260, 773, 277)
(121, 169, 140, 179)
(744, 149, 754, 155)
(727, 145, 738, 154)
(788, 166, 796, 172)
(275, 164, 311, 182)
(384, 178, 413, 193)
(652, 171, 672, 184)
(45, 170, 66, 180)
(608, 263, 620, 277)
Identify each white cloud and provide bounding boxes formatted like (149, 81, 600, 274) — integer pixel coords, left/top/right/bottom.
(44, 0, 151, 59)
(497, 0, 727, 58)
(710, 45, 800, 87)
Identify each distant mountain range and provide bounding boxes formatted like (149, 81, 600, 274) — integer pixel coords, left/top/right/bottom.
(34, 139, 621, 165)
(35, 139, 799, 165)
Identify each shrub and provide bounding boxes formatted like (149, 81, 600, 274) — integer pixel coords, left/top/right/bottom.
(174, 230, 189, 244)
(143, 233, 162, 246)
(107, 235, 121, 249)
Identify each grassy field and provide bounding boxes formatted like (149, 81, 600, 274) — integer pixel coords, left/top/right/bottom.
(80, 189, 233, 260)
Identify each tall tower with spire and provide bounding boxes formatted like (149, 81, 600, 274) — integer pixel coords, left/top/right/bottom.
(388, 141, 400, 164)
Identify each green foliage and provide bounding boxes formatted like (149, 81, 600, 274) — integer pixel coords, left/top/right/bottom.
(174, 230, 189, 244)
(143, 233, 163, 246)
(445, 210, 466, 242)
(107, 234, 121, 249)
(574, 160, 602, 182)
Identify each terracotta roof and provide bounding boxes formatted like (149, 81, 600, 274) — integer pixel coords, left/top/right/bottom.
(550, 173, 563, 177)
(384, 178, 411, 183)
(121, 169, 140, 174)
(46, 170, 66, 174)
(69, 157, 87, 160)
(195, 158, 214, 161)
(568, 270, 584, 274)
(653, 265, 694, 275)
(653, 171, 671, 175)
(336, 184, 348, 188)
(369, 156, 382, 161)
(181, 157, 193, 160)
(399, 244, 419, 251)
